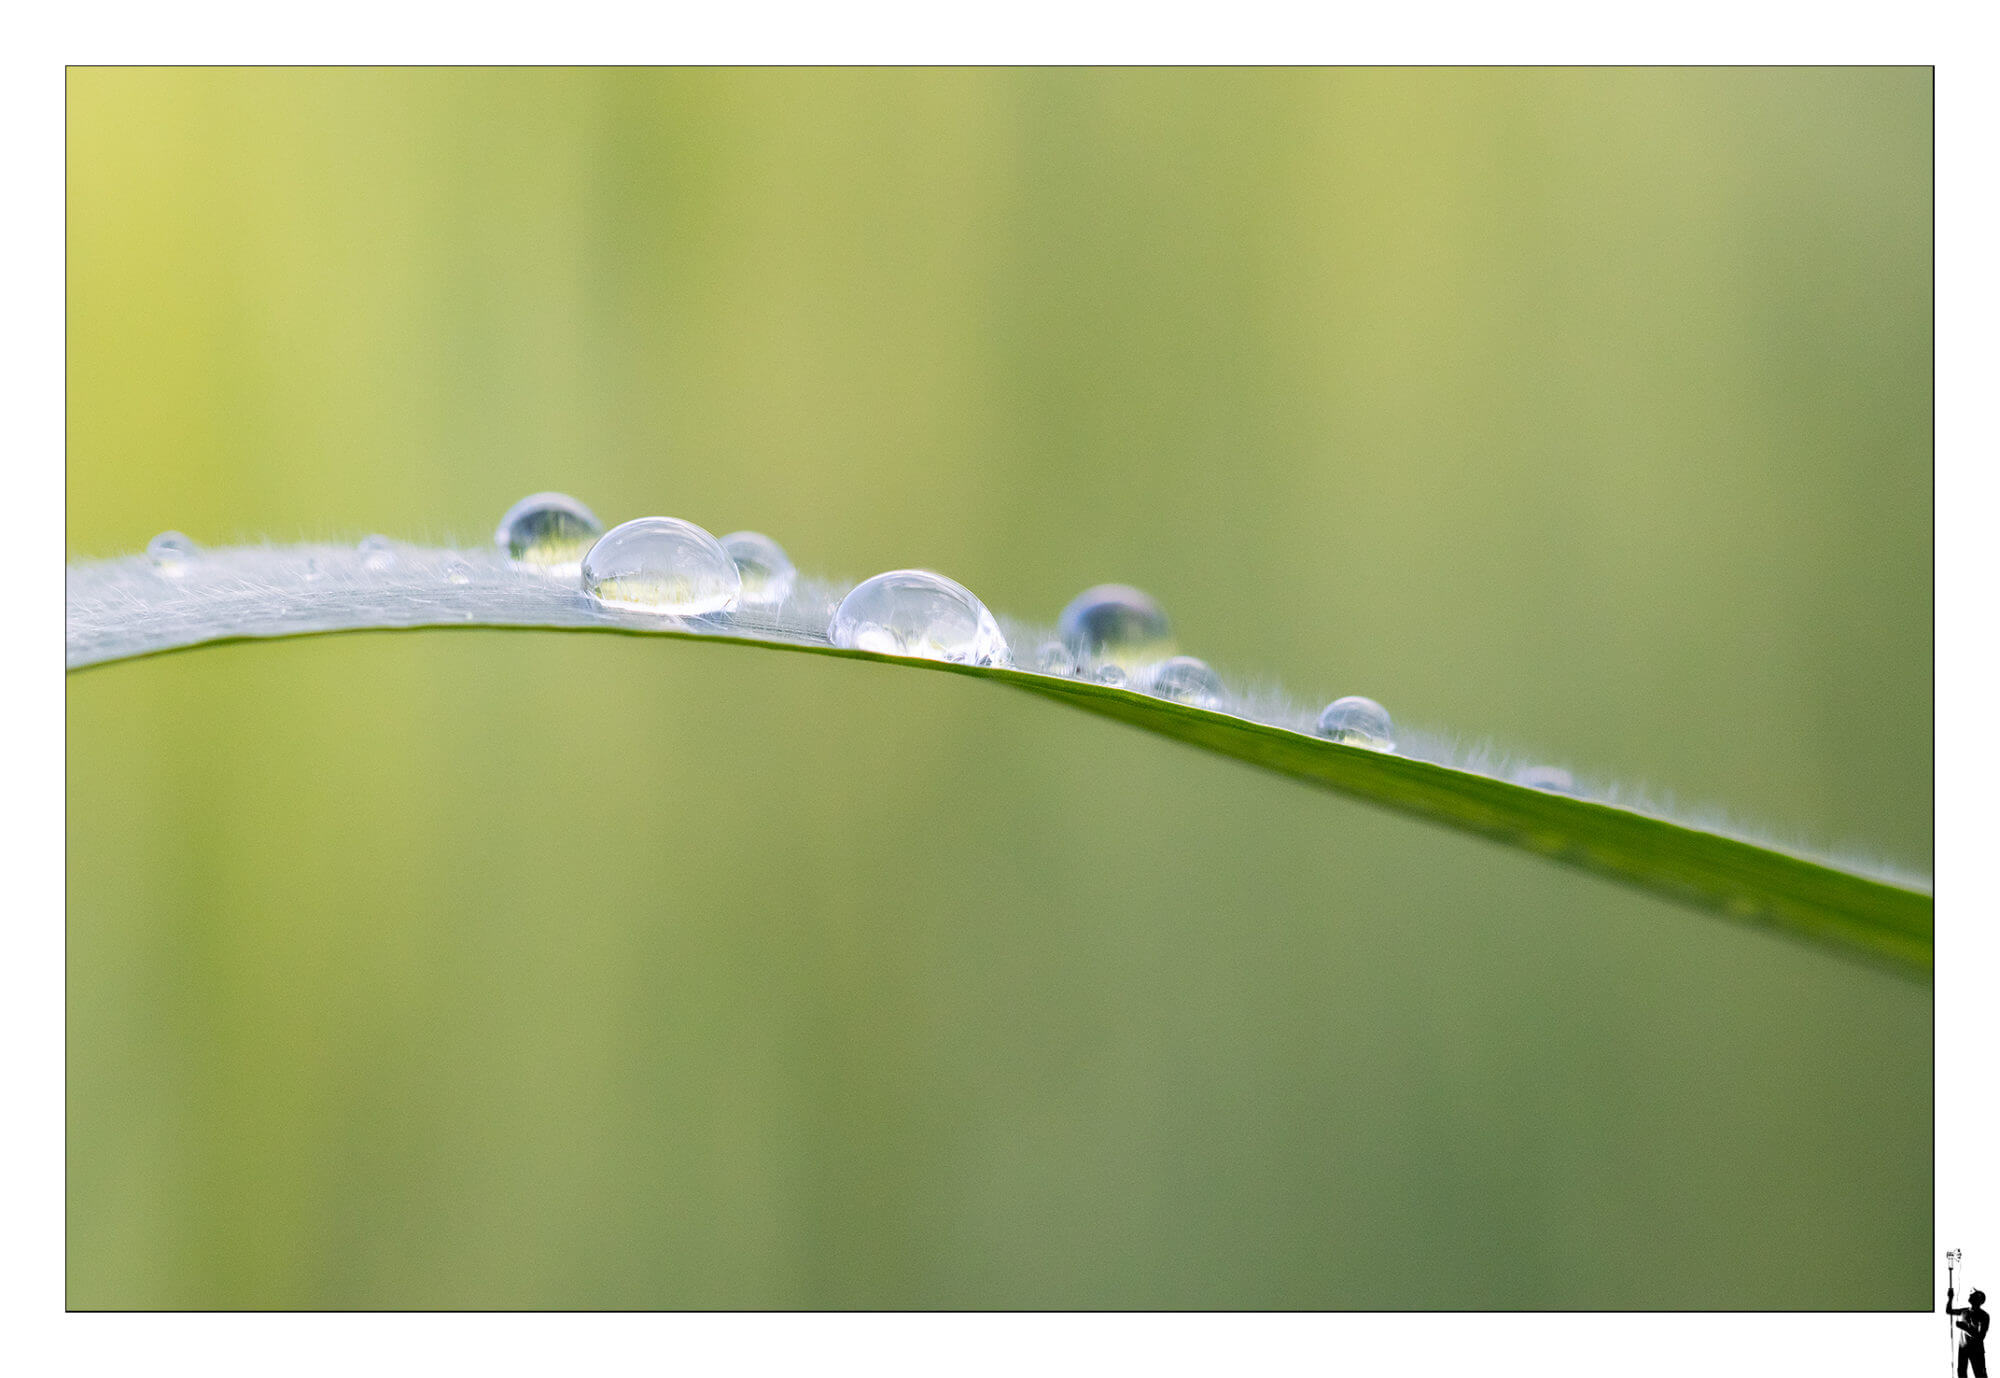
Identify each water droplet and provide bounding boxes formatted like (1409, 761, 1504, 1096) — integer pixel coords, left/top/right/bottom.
(303, 556, 324, 582)
(146, 531, 198, 576)
(581, 516, 740, 615)
(1058, 584, 1175, 669)
(1093, 664, 1127, 687)
(827, 570, 1009, 665)
(445, 557, 473, 585)
(1518, 764, 1577, 794)
(1148, 655, 1226, 709)
(359, 534, 397, 571)
(719, 531, 796, 607)
(1315, 696, 1395, 751)
(1035, 641, 1079, 677)
(495, 491, 604, 573)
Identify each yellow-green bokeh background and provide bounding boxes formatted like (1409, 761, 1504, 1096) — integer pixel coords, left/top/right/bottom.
(67, 68, 1932, 1309)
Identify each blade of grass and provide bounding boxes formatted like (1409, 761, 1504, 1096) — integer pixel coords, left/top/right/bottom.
(67, 541, 1932, 980)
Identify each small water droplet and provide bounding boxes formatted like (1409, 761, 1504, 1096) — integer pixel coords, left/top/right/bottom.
(1035, 641, 1079, 677)
(1148, 655, 1226, 710)
(359, 534, 397, 571)
(827, 570, 1010, 665)
(303, 556, 323, 582)
(147, 531, 198, 576)
(719, 531, 797, 607)
(1058, 584, 1175, 669)
(445, 557, 473, 585)
(581, 517, 740, 615)
(495, 491, 604, 573)
(1518, 765, 1577, 794)
(1093, 664, 1127, 687)
(1315, 696, 1395, 751)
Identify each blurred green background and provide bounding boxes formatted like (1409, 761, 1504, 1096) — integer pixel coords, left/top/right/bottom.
(66, 68, 1932, 1309)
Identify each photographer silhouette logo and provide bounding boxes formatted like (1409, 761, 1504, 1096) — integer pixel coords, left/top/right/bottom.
(1950, 1251, 1990, 1378)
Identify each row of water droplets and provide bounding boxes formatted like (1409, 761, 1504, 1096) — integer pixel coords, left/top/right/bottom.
(499, 495, 1005, 668)
(1037, 584, 1398, 750)
(490, 492, 1402, 754)
(145, 494, 1591, 782)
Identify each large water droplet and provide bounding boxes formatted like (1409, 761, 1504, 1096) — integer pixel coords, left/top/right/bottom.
(827, 570, 1009, 665)
(1058, 584, 1175, 669)
(719, 531, 796, 607)
(1148, 655, 1225, 709)
(359, 534, 397, 571)
(495, 491, 604, 573)
(146, 531, 198, 576)
(1315, 696, 1395, 751)
(582, 517, 740, 616)
(1517, 764, 1577, 794)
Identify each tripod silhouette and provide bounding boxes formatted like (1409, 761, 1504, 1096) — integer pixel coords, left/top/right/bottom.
(1948, 1287, 1990, 1378)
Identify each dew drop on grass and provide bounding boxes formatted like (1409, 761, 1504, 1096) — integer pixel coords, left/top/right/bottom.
(1058, 584, 1175, 669)
(1148, 655, 1226, 709)
(719, 531, 796, 607)
(582, 517, 741, 616)
(828, 570, 1010, 665)
(1094, 664, 1127, 687)
(1518, 764, 1578, 794)
(1035, 641, 1079, 676)
(146, 531, 198, 577)
(359, 534, 398, 571)
(495, 491, 604, 573)
(1315, 696, 1395, 751)
(444, 557, 473, 585)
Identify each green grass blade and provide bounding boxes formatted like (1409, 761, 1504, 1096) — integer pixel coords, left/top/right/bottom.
(1004, 673, 1931, 978)
(67, 542, 1932, 980)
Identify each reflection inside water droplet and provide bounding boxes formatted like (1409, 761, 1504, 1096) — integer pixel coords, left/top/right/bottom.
(719, 531, 797, 607)
(1518, 765, 1577, 794)
(146, 531, 198, 577)
(1058, 584, 1175, 669)
(1147, 655, 1225, 709)
(359, 534, 397, 571)
(827, 570, 1009, 665)
(1035, 641, 1078, 677)
(581, 516, 740, 615)
(495, 491, 604, 574)
(1315, 696, 1395, 751)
